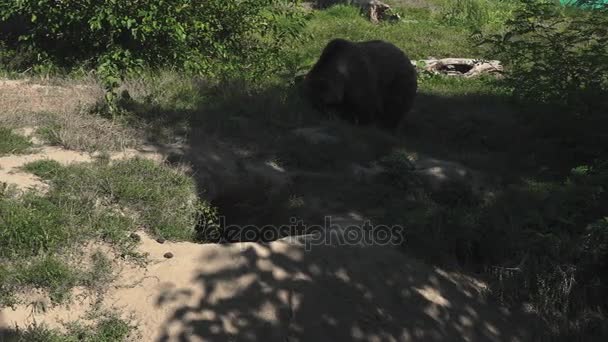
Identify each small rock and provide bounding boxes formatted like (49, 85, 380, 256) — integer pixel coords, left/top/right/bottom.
(163, 252, 174, 259)
(156, 237, 166, 244)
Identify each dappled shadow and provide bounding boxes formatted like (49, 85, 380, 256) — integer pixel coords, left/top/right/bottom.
(120, 80, 402, 236)
(119, 77, 607, 242)
(154, 240, 544, 341)
(405, 92, 608, 183)
(0, 328, 18, 342)
(0, 313, 21, 342)
(112, 79, 598, 339)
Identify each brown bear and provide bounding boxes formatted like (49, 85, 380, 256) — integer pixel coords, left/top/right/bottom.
(302, 38, 417, 131)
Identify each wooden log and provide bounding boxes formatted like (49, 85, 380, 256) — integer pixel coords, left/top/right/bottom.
(414, 58, 503, 77)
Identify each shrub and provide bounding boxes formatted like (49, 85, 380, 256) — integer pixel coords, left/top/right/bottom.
(0, 127, 32, 156)
(0, 0, 306, 103)
(483, 0, 608, 114)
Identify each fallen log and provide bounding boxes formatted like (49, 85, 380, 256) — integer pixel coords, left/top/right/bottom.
(414, 58, 503, 78)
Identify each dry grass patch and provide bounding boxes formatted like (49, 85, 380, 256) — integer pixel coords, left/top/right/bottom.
(0, 77, 141, 152)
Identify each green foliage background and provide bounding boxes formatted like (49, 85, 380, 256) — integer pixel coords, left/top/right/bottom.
(0, 0, 307, 102)
(483, 0, 608, 113)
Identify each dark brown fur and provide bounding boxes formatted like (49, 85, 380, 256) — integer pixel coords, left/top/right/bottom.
(303, 38, 417, 130)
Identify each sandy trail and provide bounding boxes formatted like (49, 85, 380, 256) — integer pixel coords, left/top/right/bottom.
(0, 233, 538, 342)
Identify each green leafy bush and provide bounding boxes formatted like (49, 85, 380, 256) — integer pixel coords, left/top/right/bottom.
(483, 0, 608, 114)
(0, 0, 306, 100)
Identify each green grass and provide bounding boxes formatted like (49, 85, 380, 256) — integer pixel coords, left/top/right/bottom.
(436, 0, 517, 30)
(17, 157, 208, 247)
(418, 74, 510, 96)
(20, 158, 64, 178)
(16, 256, 81, 303)
(0, 127, 32, 156)
(291, 4, 477, 70)
(0, 253, 117, 307)
(3, 313, 135, 342)
(285, 0, 518, 72)
(1, 1, 606, 338)
(0, 157, 215, 307)
(0, 193, 71, 258)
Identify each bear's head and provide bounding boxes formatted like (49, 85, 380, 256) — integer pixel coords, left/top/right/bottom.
(303, 75, 344, 110)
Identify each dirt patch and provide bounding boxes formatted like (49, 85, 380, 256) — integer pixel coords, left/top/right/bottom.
(0, 233, 541, 341)
(0, 142, 164, 192)
(0, 78, 102, 117)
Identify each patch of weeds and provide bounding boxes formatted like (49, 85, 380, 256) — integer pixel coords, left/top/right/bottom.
(23, 157, 214, 241)
(3, 156, 214, 307)
(13, 157, 212, 256)
(21, 159, 64, 179)
(17, 256, 80, 303)
(0, 182, 18, 199)
(194, 201, 222, 243)
(0, 265, 19, 307)
(1, 323, 67, 342)
(380, 158, 608, 336)
(0, 193, 73, 258)
(80, 251, 115, 290)
(30, 110, 140, 153)
(35, 123, 63, 146)
(0, 251, 120, 307)
(92, 212, 136, 246)
(0, 127, 32, 156)
(96, 158, 204, 240)
(378, 149, 418, 190)
(66, 313, 135, 342)
(438, 0, 516, 31)
(3, 312, 135, 342)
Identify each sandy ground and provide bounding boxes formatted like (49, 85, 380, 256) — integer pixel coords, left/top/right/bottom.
(0, 233, 539, 342)
(0, 78, 102, 116)
(0, 78, 541, 341)
(0, 127, 163, 192)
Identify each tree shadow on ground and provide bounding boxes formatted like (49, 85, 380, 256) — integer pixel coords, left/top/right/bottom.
(110, 79, 608, 339)
(119, 80, 403, 237)
(153, 240, 544, 341)
(404, 92, 606, 184)
(120, 78, 604, 235)
(0, 327, 18, 341)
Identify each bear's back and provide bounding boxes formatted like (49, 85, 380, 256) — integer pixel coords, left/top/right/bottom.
(356, 40, 414, 89)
